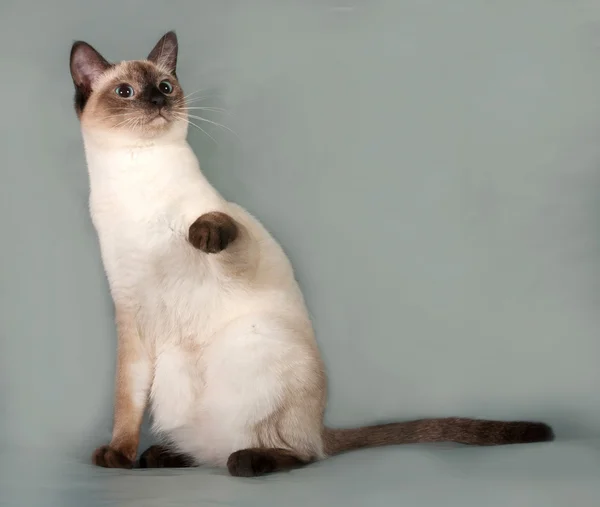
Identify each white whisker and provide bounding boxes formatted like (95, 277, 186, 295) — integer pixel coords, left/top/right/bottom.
(183, 106, 231, 115)
(174, 113, 218, 145)
(185, 95, 224, 105)
(112, 115, 140, 130)
(185, 113, 239, 139)
(182, 88, 210, 100)
(109, 113, 140, 130)
(104, 112, 136, 122)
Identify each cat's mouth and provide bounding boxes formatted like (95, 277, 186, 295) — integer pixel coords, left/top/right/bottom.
(149, 112, 170, 124)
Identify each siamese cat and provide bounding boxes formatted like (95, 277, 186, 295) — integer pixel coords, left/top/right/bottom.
(69, 31, 553, 477)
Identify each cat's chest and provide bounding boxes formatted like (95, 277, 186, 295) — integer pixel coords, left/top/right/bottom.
(92, 191, 173, 254)
(92, 193, 198, 291)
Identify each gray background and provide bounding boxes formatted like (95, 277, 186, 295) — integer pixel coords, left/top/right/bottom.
(1, 1, 599, 506)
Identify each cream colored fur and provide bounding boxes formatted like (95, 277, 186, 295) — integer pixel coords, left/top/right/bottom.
(77, 39, 554, 470)
(81, 69, 327, 467)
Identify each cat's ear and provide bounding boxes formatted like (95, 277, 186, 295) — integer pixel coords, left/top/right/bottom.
(70, 41, 111, 93)
(147, 31, 178, 75)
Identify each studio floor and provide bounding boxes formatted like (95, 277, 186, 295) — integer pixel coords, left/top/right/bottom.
(2, 440, 599, 507)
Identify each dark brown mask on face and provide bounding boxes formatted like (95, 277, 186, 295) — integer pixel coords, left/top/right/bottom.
(69, 31, 186, 136)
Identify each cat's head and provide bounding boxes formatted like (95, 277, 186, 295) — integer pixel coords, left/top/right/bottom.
(69, 31, 187, 140)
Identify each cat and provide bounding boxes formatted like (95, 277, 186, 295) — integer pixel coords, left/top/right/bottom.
(69, 31, 554, 477)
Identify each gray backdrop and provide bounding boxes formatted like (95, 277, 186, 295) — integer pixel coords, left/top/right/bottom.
(1, 1, 599, 506)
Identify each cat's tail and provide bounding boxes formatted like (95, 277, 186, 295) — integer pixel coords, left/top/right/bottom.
(322, 417, 554, 456)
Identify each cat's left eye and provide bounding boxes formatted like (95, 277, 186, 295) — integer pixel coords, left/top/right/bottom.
(159, 80, 173, 94)
(115, 84, 134, 98)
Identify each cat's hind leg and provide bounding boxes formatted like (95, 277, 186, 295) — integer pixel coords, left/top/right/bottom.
(138, 445, 196, 468)
(226, 448, 310, 477)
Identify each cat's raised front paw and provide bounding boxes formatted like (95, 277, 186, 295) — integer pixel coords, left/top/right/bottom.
(92, 445, 134, 469)
(188, 212, 238, 253)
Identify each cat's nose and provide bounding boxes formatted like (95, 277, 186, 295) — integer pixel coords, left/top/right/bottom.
(149, 87, 166, 108)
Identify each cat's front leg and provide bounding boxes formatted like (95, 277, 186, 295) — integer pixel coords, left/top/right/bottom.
(92, 308, 152, 469)
(188, 211, 239, 253)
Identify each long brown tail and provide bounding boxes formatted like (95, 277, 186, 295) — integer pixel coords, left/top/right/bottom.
(323, 417, 554, 456)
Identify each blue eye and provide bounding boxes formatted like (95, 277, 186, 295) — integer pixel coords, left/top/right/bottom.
(159, 80, 173, 94)
(115, 84, 134, 98)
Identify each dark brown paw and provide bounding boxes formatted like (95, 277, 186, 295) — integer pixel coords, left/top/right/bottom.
(188, 212, 238, 254)
(138, 445, 193, 468)
(92, 445, 134, 469)
(227, 449, 278, 477)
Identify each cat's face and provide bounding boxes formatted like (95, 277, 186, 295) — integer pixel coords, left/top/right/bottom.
(70, 32, 187, 139)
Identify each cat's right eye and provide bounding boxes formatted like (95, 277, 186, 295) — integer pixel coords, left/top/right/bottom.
(115, 84, 135, 98)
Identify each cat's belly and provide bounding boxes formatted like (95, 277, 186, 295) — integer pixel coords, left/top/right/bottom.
(148, 314, 307, 466)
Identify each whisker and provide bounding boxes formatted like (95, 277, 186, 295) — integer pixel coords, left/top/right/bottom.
(174, 113, 219, 145)
(185, 95, 224, 105)
(103, 109, 137, 119)
(104, 112, 137, 123)
(111, 115, 139, 130)
(110, 119, 128, 129)
(182, 106, 231, 115)
(182, 88, 211, 100)
(110, 114, 134, 125)
(185, 113, 239, 139)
